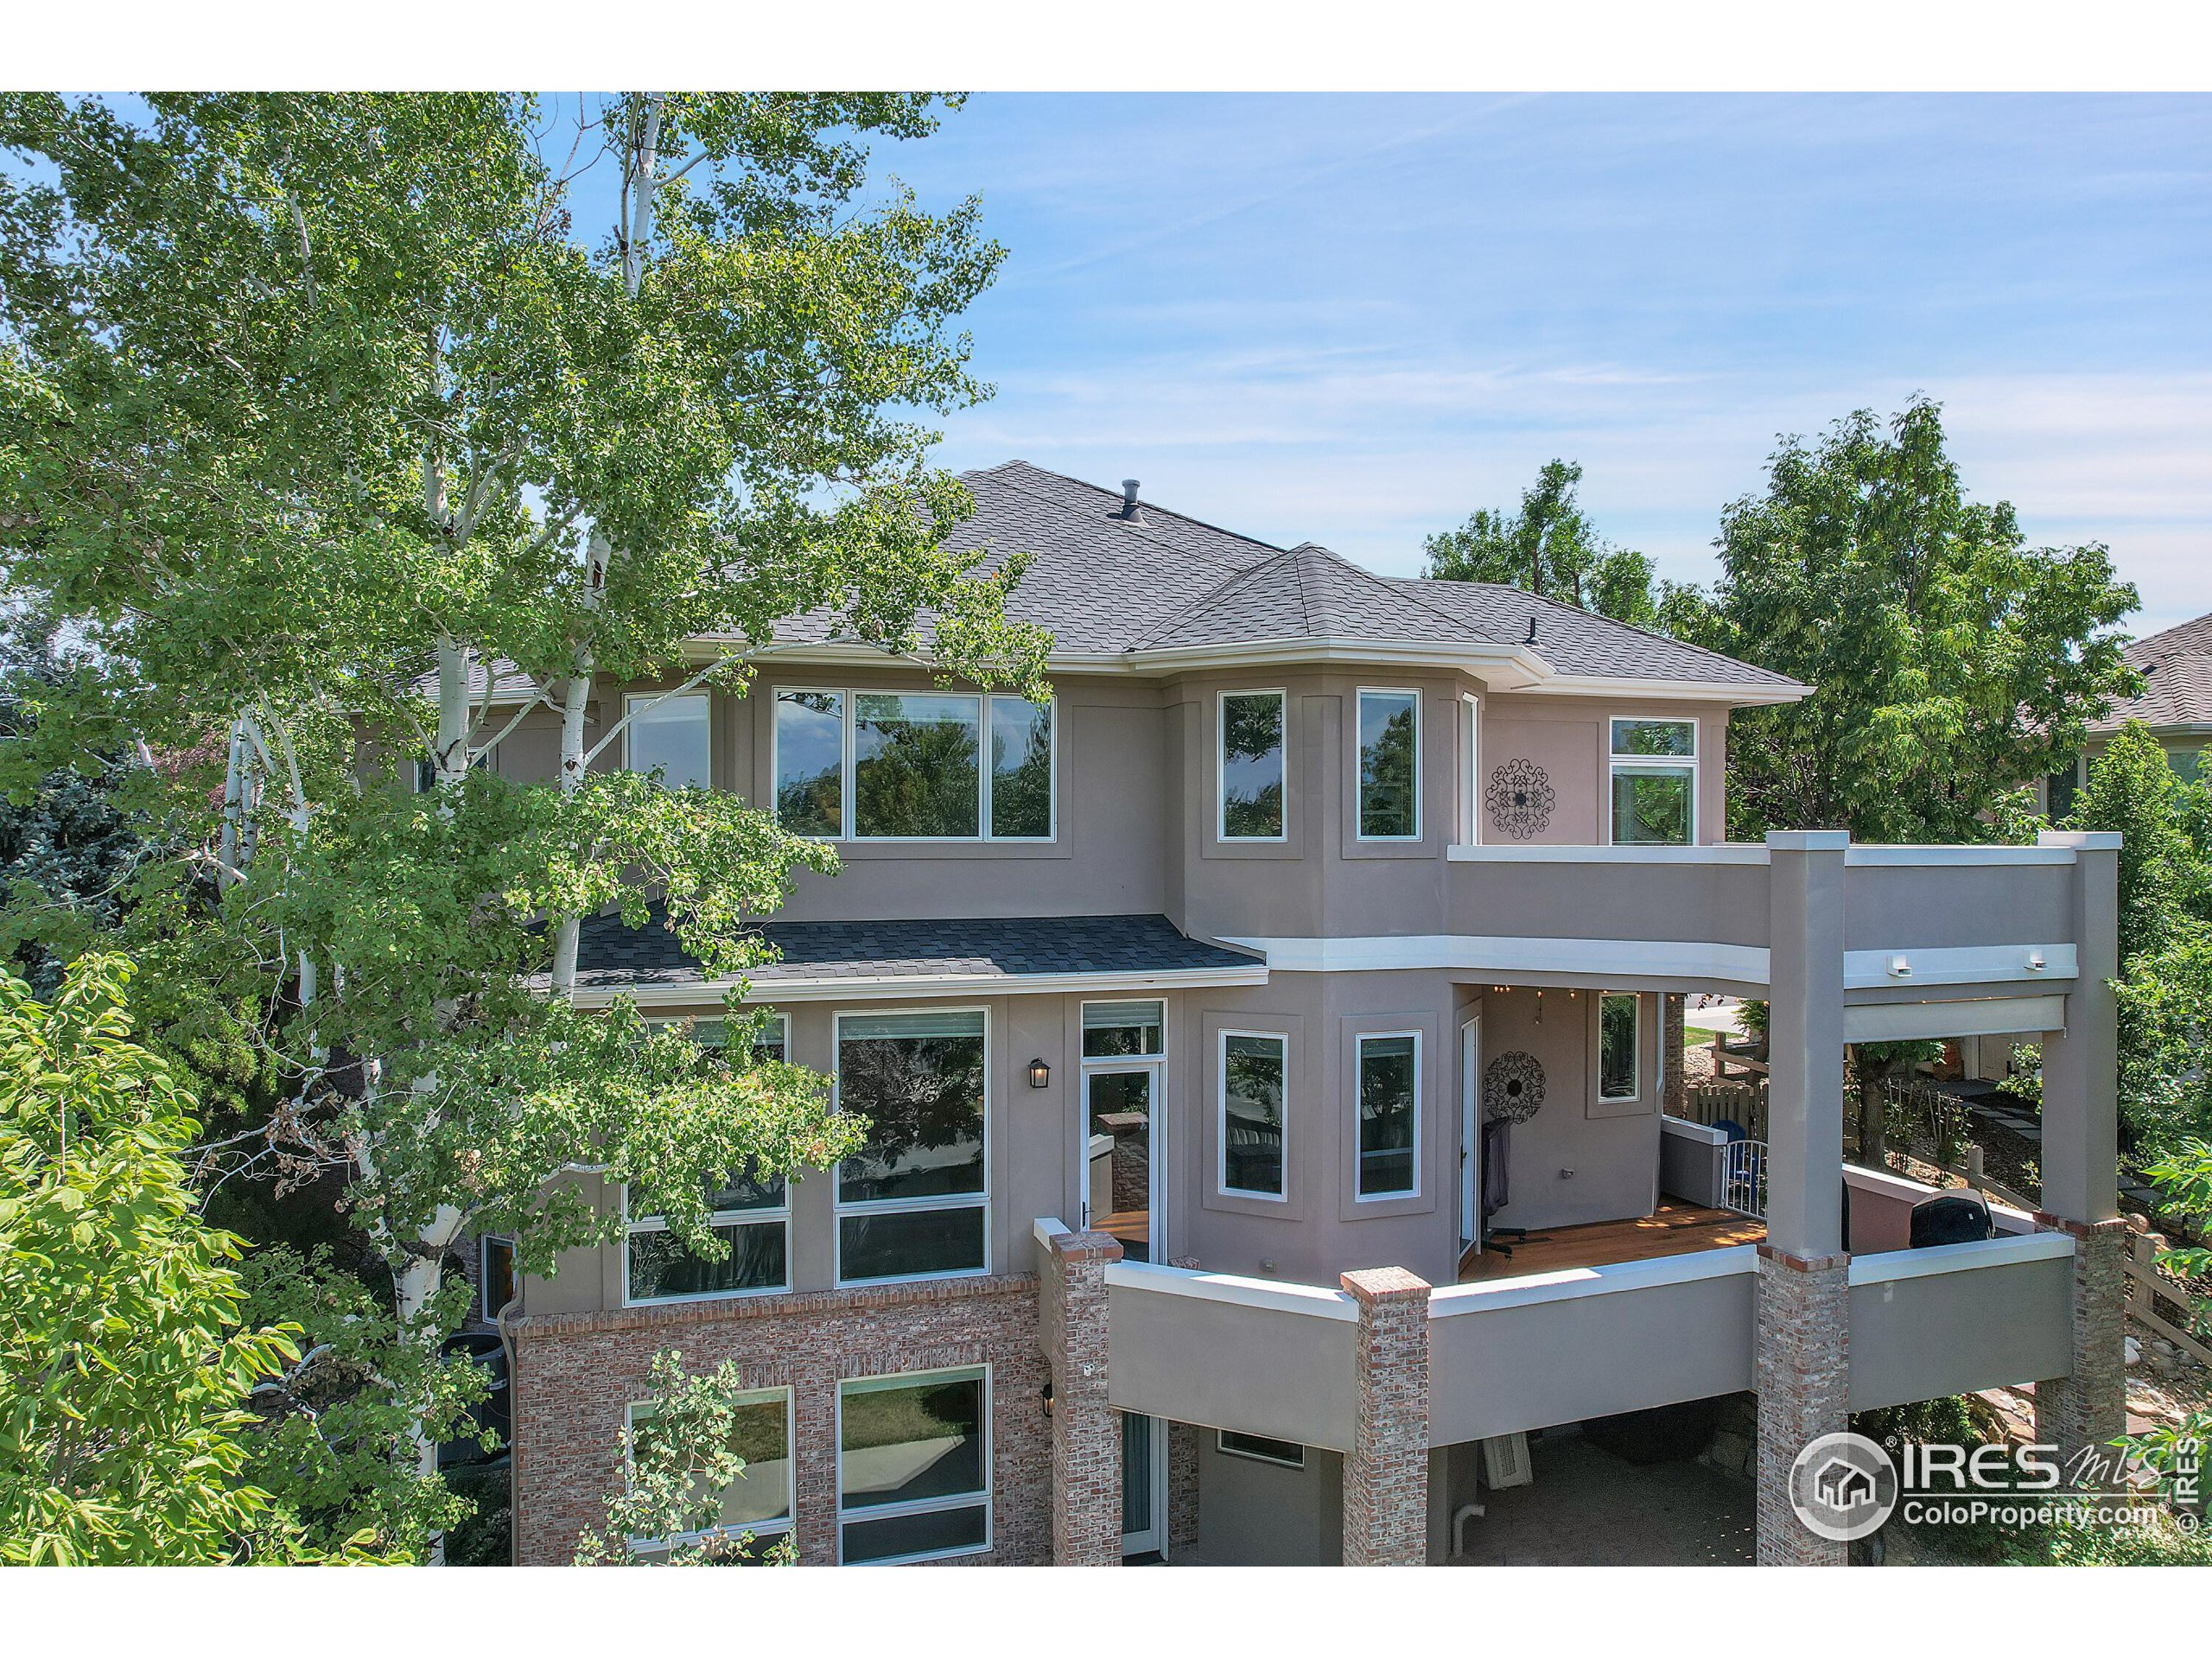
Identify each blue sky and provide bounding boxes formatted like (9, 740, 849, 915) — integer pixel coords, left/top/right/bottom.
(850, 93, 2211, 638)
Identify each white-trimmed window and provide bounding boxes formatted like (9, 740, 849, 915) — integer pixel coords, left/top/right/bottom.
(837, 1366, 991, 1564)
(1597, 992, 1641, 1103)
(835, 1009, 989, 1284)
(1355, 1032, 1420, 1199)
(1081, 998, 1165, 1059)
(625, 691, 712, 789)
(1608, 718, 1697, 845)
(1218, 689, 1287, 841)
(1217, 1430, 1305, 1469)
(1356, 689, 1420, 840)
(1218, 1030, 1288, 1199)
(771, 688, 1054, 841)
(625, 1387, 794, 1558)
(479, 1235, 517, 1322)
(624, 1014, 792, 1304)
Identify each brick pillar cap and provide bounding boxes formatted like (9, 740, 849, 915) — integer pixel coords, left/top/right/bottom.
(1341, 1265, 1431, 1304)
(1049, 1229, 1124, 1265)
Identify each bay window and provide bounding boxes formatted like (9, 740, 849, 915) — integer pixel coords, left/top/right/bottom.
(837, 1366, 990, 1564)
(1609, 718, 1697, 845)
(836, 1009, 989, 1283)
(1356, 689, 1420, 840)
(1219, 690, 1286, 840)
(1356, 1032, 1420, 1198)
(772, 689, 1054, 841)
(1218, 1030, 1287, 1198)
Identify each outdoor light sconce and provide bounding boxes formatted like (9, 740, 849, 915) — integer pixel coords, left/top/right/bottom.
(1041, 1382, 1054, 1419)
(2027, 950, 2047, 971)
(1889, 954, 1913, 979)
(1027, 1057, 1052, 1090)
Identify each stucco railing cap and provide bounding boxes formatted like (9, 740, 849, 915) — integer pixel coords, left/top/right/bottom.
(2037, 830, 2123, 850)
(1765, 829, 1851, 851)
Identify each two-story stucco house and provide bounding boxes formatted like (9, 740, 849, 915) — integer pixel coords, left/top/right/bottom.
(490, 461, 2124, 1567)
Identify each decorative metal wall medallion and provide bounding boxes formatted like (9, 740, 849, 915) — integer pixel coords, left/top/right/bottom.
(1483, 1050, 1548, 1124)
(1486, 757, 1554, 840)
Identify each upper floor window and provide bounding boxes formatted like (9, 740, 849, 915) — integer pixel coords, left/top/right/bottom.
(1357, 689, 1420, 840)
(835, 1009, 989, 1283)
(1609, 718, 1697, 846)
(1082, 999, 1165, 1059)
(1218, 1030, 1287, 1199)
(1219, 690, 1287, 841)
(772, 690, 1053, 841)
(1598, 992, 1640, 1103)
(626, 691, 712, 789)
(1355, 1033, 1420, 1198)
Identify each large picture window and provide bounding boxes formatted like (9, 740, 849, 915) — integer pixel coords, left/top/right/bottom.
(624, 692, 712, 789)
(836, 1010, 988, 1283)
(1219, 690, 1287, 840)
(625, 1014, 791, 1303)
(626, 1387, 794, 1557)
(772, 689, 1054, 841)
(1609, 718, 1697, 846)
(1218, 1030, 1287, 1199)
(1356, 689, 1420, 840)
(837, 1367, 991, 1564)
(1356, 1033, 1420, 1198)
(1598, 992, 1640, 1103)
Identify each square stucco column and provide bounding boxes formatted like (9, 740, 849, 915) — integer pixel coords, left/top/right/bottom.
(1040, 1227, 1122, 1565)
(1341, 1267, 1431, 1566)
(1764, 830, 1848, 1259)
(2031, 831, 2126, 1475)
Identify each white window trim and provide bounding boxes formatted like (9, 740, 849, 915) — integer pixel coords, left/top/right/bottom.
(1353, 1028, 1422, 1201)
(623, 690, 714, 788)
(1217, 687, 1289, 843)
(1078, 997, 1168, 1065)
(771, 688, 1058, 843)
(1217, 1027, 1290, 1202)
(832, 1006, 992, 1287)
(835, 1363, 993, 1565)
(1353, 687, 1422, 842)
(1594, 990, 1643, 1104)
(1217, 1429, 1306, 1470)
(1605, 714, 1700, 847)
(620, 1182, 791, 1307)
(1460, 692, 1481, 845)
(623, 1387, 796, 1555)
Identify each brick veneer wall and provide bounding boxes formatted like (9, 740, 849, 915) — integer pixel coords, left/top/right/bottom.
(511, 1274, 1049, 1566)
(1341, 1267, 1431, 1566)
(1752, 1246, 1848, 1567)
(2032, 1215, 2128, 1484)
(1040, 1229, 1122, 1565)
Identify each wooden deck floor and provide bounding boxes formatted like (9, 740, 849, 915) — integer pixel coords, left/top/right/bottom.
(1458, 1200, 1764, 1282)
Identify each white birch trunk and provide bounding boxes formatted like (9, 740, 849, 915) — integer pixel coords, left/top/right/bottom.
(435, 635, 474, 785)
(218, 718, 248, 875)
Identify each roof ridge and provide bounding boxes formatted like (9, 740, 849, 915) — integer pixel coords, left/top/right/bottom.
(1295, 542, 1499, 641)
(1401, 575, 1798, 684)
(1128, 544, 1307, 650)
(972, 461, 1288, 563)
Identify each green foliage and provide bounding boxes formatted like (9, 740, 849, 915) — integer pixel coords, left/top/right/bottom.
(575, 1349, 795, 1566)
(0, 954, 372, 1562)
(1694, 397, 2138, 843)
(1424, 458, 1688, 627)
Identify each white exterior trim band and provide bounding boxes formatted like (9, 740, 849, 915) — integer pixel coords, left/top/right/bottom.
(1102, 1258, 1359, 1322)
(1847, 1230, 2074, 1287)
(1430, 1243, 1759, 1314)
(573, 963, 1268, 1010)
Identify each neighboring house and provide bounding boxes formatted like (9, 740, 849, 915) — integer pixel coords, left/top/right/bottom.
(486, 462, 2122, 1567)
(2044, 607, 2212, 817)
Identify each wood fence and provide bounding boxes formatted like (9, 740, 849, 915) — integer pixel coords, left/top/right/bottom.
(1676, 1079, 1768, 1142)
(2127, 1232, 2212, 1371)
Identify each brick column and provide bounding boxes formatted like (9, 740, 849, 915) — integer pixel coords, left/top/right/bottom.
(1166, 1421, 1201, 1556)
(1341, 1267, 1431, 1566)
(1041, 1228, 1122, 1565)
(1755, 1246, 1851, 1566)
(2032, 1216, 2129, 1483)
(1662, 993, 1687, 1118)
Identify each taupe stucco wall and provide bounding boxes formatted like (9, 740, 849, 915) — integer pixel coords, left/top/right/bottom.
(1193, 1436, 1343, 1565)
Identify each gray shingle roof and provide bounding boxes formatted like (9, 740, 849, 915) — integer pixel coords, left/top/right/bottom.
(2088, 610, 2212, 735)
(753, 461, 1799, 691)
(573, 908, 1261, 992)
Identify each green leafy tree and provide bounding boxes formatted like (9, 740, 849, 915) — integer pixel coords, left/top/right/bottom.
(1696, 397, 2138, 844)
(0, 953, 372, 1562)
(0, 92, 1045, 1527)
(1424, 459, 1676, 626)
(575, 1348, 795, 1565)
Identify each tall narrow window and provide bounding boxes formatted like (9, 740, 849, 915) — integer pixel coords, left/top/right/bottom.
(774, 690, 844, 836)
(626, 1388, 793, 1557)
(1220, 690, 1287, 840)
(855, 693, 982, 837)
(836, 1010, 988, 1283)
(1219, 1031, 1287, 1198)
(1609, 718, 1696, 846)
(988, 696, 1054, 838)
(1356, 1033, 1420, 1198)
(1598, 992, 1640, 1103)
(1357, 690, 1420, 840)
(837, 1367, 990, 1564)
(624, 692, 712, 788)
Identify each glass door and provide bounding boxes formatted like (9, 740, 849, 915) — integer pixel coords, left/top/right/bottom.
(1083, 1065, 1159, 1262)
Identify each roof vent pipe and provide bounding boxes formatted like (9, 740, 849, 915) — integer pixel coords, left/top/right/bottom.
(1524, 615, 1539, 645)
(1120, 479, 1142, 522)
